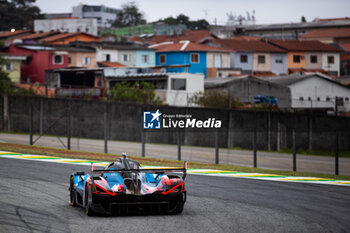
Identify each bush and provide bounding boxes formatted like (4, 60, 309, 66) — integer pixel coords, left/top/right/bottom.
(107, 81, 161, 105)
(189, 90, 243, 109)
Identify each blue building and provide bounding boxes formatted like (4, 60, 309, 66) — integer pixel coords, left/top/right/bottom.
(152, 41, 230, 78)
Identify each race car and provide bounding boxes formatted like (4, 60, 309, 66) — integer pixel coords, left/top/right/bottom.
(69, 153, 187, 216)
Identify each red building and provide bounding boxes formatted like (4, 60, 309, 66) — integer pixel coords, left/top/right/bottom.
(6, 44, 69, 83)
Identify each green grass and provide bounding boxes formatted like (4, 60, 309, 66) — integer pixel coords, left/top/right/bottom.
(0, 142, 349, 181)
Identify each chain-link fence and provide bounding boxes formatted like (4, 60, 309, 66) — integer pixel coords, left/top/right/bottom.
(1, 95, 350, 175)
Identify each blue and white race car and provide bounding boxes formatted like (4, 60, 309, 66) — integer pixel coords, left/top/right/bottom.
(69, 153, 187, 216)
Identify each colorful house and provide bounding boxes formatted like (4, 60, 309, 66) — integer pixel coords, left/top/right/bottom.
(267, 40, 342, 76)
(5, 44, 69, 83)
(71, 42, 155, 68)
(151, 41, 230, 78)
(39, 32, 99, 45)
(54, 45, 97, 69)
(205, 39, 288, 75)
(0, 53, 27, 83)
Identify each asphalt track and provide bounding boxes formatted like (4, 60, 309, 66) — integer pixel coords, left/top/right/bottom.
(1, 157, 350, 233)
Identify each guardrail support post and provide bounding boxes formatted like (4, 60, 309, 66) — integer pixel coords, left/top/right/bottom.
(177, 130, 181, 161)
(104, 102, 108, 154)
(66, 100, 71, 150)
(335, 133, 339, 175)
(253, 128, 257, 168)
(215, 130, 219, 164)
(292, 129, 296, 172)
(29, 103, 33, 145)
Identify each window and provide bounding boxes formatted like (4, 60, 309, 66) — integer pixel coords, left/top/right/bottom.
(326, 96, 330, 101)
(308, 97, 311, 101)
(299, 97, 304, 101)
(68, 56, 71, 64)
(171, 78, 186, 90)
(258, 55, 265, 64)
(310, 55, 317, 63)
(4, 62, 13, 71)
(160, 55, 166, 64)
(53, 55, 63, 64)
(77, 28, 80, 32)
(190, 53, 199, 63)
(293, 55, 301, 63)
(85, 28, 89, 33)
(345, 97, 349, 102)
(275, 59, 283, 64)
(214, 54, 222, 67)
(240, 55, 248, 63)
(142, 55, 149, 63)
(328, 56, 334, 64)
(317, 97, 320, 101)
(123, 54, 129, 62)
(105, 54, 110, 62)
(83, 57, 90, 65)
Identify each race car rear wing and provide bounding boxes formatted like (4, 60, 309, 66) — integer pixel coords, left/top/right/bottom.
(90, 161, 188, 180)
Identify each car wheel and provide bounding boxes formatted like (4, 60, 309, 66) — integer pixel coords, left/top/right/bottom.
(85, 183, 95, 216)
(70, 176, 77, 207)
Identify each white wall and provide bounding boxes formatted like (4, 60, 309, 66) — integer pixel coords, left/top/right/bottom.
(34, 18, 98, 35)
(163, 73, 204, 106)
(322, 53, 340, 76)
(96, 48, 118, 62)
(290, 76, 350, 111)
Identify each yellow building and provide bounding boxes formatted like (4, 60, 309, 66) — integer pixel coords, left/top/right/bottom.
(1, 53, 26, 83)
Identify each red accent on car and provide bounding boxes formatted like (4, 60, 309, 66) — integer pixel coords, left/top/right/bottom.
(162, 181, 184, 195)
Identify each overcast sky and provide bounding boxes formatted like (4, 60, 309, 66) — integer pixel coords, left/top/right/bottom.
(35, 0, 350, 25)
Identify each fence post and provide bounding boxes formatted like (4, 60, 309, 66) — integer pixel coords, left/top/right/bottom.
(66, 100, 71, 150)
(335, 133, 339, 175)
(177, 130, 181, 161)
(308, 116, 313, 151)
(292, 129, 296, 171)
(267, 111, 271, 150)
(253, 128, 257, 168)
(215, 130, 219, 164)
(104, 102, 108, 154)
(40, 98, 44, 135)
(277, 122, 280, 152)
(29, 103, 33, 145)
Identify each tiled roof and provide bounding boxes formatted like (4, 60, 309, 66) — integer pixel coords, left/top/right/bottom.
(341, 53, 350, 62)
(317, 17, 350, 22)
(210, 39, 286, 53)
(300, 28, 350, 39)
(98, 62, 126, 68)
(151, 41, 229, 52)
(267, 39, 342, 52)
(39, 32, 99, 43)
(0, 29, 32, 39)
(15, 31, 59, 40)
(339, 43, 350, 52)
(230, 36, 262, 41)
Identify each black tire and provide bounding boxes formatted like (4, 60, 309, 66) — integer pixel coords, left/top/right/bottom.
(70, 176, 77, 207)
(85, 183, 95, 216)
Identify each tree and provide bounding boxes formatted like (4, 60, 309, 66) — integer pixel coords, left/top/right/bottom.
(108, 81, 161, 105)
(0, 0, 43, 31)
(189, 90, 242, 109)
(158, 14, 209, 30)
(113, 1, 146, 27)
(301, 16, 307, 23)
